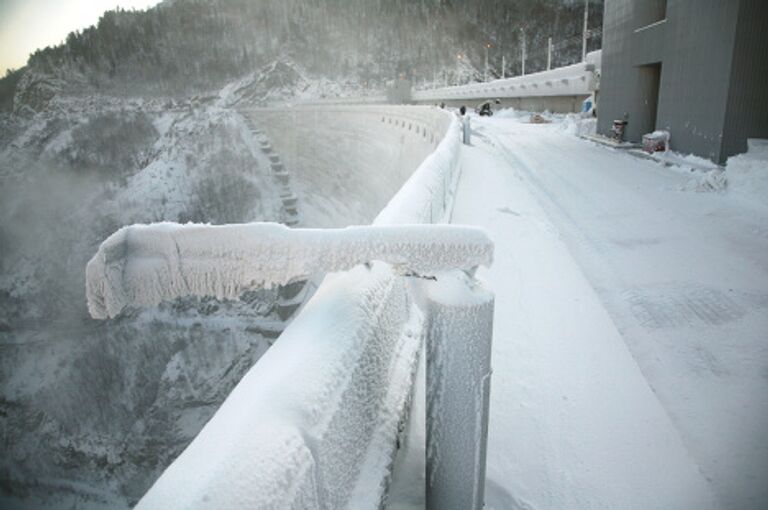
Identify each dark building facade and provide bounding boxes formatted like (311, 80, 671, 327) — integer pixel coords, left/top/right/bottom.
(598, 0, 768, 164)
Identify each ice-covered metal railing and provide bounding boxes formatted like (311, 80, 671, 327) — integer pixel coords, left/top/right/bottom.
(294, 94, 388, 106)
(86, 223, 492, 320)
(413, 51, 601, 103)
(85, 107, 492, 509)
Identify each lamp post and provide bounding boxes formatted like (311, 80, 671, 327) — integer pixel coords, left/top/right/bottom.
(457, 53, 463, 85)
(582, 0, 589, 62)
(547, 37, 553, 70)
(484, 43, 491, 81)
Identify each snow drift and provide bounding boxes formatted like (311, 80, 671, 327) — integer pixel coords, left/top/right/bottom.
(727, 138, 768, 210)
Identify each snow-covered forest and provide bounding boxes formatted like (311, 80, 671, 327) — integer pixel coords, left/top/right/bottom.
(1, 0, 602, 107)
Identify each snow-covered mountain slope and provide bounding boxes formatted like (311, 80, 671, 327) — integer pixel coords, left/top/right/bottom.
(0, 94, 292, 508)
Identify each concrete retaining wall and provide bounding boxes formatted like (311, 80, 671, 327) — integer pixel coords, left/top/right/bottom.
(254, 106, 452, 226)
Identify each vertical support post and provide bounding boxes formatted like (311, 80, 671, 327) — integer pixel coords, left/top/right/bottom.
(547, 37, 553, 70)
(582, 0, 589, 62)
(455, 53, 463, 86)
(501, 55, 506, 79)
(420, 271, 494, 510)
(520, 30, 526, 76)
(484, 45, 489, 82)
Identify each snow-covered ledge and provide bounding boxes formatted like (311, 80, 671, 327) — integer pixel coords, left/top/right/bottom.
(96, 109, 488, 509)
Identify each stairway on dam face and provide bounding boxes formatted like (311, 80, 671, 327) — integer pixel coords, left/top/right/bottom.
(249, 106, 450, 227)
(236, 105, 450, 344)
(243, 115, 300, 227)
(240, 113, 311, 337)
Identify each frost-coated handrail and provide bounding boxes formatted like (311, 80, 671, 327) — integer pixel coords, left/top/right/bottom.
(86, 223, 492, 319)
(128, 107, 471, 509)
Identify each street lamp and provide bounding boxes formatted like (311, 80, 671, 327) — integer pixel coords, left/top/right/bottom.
(484, 43, 492, 81)
(582, 0, 589, 62)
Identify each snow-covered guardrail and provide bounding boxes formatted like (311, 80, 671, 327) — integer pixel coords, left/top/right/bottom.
(413, 52, 601, 104)
(294, 94, 388, 106)
(87, 106, 493, 509)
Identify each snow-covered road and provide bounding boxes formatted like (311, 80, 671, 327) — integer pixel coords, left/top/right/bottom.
(453, 114, 768, 510)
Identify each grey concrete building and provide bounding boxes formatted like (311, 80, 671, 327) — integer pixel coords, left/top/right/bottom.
(598, 0, 768, 164)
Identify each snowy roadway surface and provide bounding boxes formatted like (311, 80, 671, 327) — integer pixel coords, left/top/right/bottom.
(452, 114, 768, 510)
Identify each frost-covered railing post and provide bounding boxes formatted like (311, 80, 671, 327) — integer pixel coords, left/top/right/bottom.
(417, 271, 493, 510)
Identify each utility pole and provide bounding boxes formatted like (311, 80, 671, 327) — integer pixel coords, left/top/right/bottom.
(582, 0, 589, 62)
(502, 55, 506, 79)
(547, 37, 553, 70)
(520, 30, 526, 76)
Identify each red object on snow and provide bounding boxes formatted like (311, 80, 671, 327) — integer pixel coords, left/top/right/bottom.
(643, 131, 670, 153)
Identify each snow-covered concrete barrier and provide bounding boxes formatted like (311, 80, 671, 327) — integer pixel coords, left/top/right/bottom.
(136, 260, 421, 509)
(87, 106, 494, 508)
(86, 223, 493, 320)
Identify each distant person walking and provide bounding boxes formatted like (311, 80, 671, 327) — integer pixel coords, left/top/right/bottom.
(459, 105, 470, 144)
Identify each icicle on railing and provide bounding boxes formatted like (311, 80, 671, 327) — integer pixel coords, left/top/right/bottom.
(86, 222, 493, 319)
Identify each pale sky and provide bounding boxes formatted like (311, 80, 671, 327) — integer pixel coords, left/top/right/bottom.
(0, 0, 162, 75)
